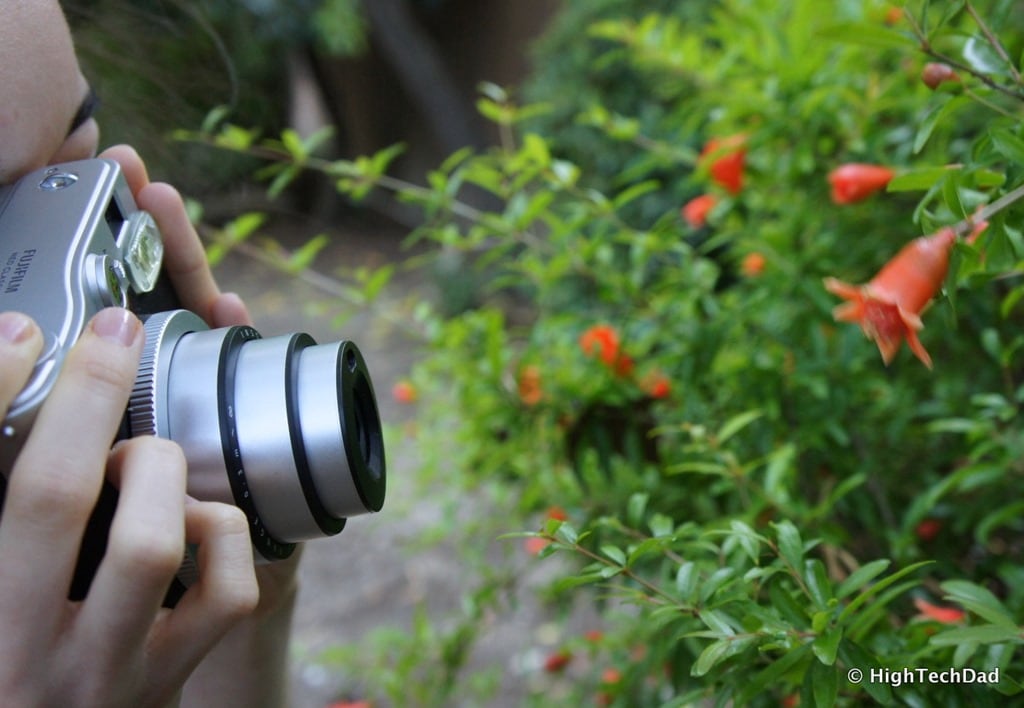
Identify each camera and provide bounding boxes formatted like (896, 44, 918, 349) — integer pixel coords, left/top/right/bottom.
(0, 159, 385, 602)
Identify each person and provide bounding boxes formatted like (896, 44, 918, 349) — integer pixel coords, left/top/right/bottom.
(0, 2, 299, 705)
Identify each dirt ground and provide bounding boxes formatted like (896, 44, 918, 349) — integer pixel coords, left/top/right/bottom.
(210, 217, 595, 707)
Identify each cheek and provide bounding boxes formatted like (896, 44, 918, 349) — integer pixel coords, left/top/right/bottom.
(49, 119, 100, 165)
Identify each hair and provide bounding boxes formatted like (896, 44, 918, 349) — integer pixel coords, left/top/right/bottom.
(62, 0, 286, 190)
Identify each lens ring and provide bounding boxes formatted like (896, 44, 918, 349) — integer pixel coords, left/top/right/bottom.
(215, 325, 296, 560)
(337, 342, 385, 512)
(286, 334, 346, 536)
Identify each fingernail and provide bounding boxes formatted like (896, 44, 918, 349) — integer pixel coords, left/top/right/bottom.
(0, 312, 34, 344)
(91, 308, 140, 347)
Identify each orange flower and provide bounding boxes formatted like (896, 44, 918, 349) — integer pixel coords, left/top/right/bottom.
(525, 536, 551, 556)
(828, 163, 895, 204)
(640, 370, 671, 399)
(681, 194, 718, 228)
(518, 365, 543, 406)
(546, 506, 568, 521)
(913, 597, 966, 624)
(824, 228, 957, 368)
(580, 324, 621, 367)
(700, 134, 747, 195)
(741, 252, 766, 277)
(391, 379, 418, 404)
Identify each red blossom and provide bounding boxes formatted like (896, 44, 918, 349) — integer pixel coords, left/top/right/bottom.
(524, 536, 551, 556)
(824, 228, 957, 368)
(913, 597, 966, 624)
(543, 650, 573, 673)
(640, 370, 671, 399)
(741, 252, 766, 277)
(546, 506, 568, 521)
(391, 379, 417, 404)
(915, 518, 942, 542)
(580, 324, 633, 377)
(580, 324, 621, 367)
(700, 135, 747, 194)
(681, 193, 718, 228)
(828, 163, 895, 204)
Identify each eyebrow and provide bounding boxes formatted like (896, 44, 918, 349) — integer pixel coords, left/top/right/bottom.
(66, 85, 100, 138)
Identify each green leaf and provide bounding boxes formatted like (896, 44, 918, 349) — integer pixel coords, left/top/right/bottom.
(804, 559, 833, 609)
(676, 561, 699, 603)
(550, 572, 607, 594)
(940, 580, 1017, 626)
(716, 409, 763, 444)
(807, 656, 840, 706)
(930, 624, 1024, 646)
(817, 22, 909, 49)
(649, 514, 674, 538)
(691, 639, 733, 677)
(836, 559, 890, 599)
(838, 561, 931, 623)
(699, 608, 738, 637)
(989, 129, 1024, 167)
(914, 96, 970, 154)
(612, 180, 660, 210)
(201, 104, 232, 134)
(285, 234, 330, 273)
(737, 644, 813, 704)
(772, 520, 804, 571)
(812, 626, 842, 666)
(887, 166, 957, 192)
(553, 522, 578, 545)
(728, 519, 766, 563)
(600, 544, 627, 567)
(626, 493, 648, 526)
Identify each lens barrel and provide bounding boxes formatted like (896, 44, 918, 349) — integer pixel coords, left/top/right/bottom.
(129, 310, 385, 559)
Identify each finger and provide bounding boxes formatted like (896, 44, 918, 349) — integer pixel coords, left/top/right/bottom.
(0, 312, 43, 416)
(209, 291, 253, 328)
(134, 181, 226, 325)
(146, 501, 258, 683)
(0, 308, 143, 630)
(97, 144, 150, 196)
(73, 437, 188, 667)
(98, 145, 254, 329)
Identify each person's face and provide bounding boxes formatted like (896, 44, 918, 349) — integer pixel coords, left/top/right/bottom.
(0, 0, 100, 185)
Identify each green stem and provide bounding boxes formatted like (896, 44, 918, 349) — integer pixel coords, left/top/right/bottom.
(953, 182, 1024, 237)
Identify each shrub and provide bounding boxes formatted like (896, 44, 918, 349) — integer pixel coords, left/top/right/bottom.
(183, 0, 1024, 703)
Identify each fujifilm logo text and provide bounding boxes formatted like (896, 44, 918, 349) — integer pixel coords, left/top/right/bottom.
(4, 249, 36, 293)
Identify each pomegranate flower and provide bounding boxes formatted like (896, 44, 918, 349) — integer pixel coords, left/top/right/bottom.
(700, 135, 747, 195)
(824, 228, 957, 368)
(681, 193, 718, 228)
(828, 163, 895, 204)
(913, 597, 966, 624)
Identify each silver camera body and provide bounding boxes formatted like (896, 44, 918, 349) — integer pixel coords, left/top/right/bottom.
(0, 159, 385, 599)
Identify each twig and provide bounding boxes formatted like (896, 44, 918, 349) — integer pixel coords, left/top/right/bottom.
(965, 2, 1023, 86)
(903, 7, 1024, 104)
(952, 182, 1024, 238)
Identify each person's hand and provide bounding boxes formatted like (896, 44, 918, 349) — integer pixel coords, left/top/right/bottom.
(99, 145, 252, 330)
(98, 145, 303, 615)
(0, 308, 259, 707)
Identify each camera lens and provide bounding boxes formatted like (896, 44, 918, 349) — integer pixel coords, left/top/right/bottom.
(130, 310, 386, 560)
